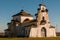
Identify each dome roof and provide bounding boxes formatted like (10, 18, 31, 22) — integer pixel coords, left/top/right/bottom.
(12, 10, 33, 17)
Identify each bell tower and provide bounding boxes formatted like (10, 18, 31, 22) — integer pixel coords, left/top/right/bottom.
(30, 0, 56, 37)
(35, 4, 56, 37)
(36, 4, 50, 37)
(37, 4, 50, 26)
(30, 3, 56, 37)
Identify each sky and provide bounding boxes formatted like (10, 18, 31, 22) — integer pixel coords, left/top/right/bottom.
(0, 0, 60, 32)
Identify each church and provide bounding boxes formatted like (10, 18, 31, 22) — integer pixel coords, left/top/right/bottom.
(5, 4, 56, 37)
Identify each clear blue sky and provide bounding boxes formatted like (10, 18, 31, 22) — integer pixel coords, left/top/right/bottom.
(0, 0, 60, 32)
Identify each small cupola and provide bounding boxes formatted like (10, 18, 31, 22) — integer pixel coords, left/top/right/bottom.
(38, 4, 48, 12)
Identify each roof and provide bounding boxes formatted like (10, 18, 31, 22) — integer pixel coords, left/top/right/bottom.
(39, 4, 46, 7)
(49, 25, 55, 28)
(11, 19, 20, 22)
(12, 10, 33, 17)
(20, 19, 37, 27)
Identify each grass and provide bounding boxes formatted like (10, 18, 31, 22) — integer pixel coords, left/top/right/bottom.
(0, 37, 60, 40)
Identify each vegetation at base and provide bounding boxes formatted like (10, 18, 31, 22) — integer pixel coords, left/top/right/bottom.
(0, 37, 60, 40)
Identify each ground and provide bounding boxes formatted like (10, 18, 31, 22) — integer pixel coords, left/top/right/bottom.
(0, 37, 60, 40)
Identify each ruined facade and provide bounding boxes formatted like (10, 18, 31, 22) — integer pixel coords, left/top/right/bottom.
(5, 4, 56, 37)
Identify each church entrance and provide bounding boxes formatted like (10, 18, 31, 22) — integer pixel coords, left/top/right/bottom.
(41, 27, 46, 37)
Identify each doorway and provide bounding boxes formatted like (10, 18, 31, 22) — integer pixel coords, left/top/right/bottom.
(41, 27, 46, 37)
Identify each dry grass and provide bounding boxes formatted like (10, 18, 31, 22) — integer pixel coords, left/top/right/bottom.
(0, 37, 60, 40)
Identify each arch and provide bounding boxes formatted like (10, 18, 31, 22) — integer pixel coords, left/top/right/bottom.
(40, 17, 46, 25)
(41, 27, 46, 37)
(23, 18, 30, 23)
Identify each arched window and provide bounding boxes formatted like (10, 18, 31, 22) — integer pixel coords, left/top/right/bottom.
(40, 17, 46, 25)
(46, 9, 48, 12)
(23, 19, 30, 23)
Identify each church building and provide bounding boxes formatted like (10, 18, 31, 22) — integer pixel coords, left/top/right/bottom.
(5, 4, 56, 37)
